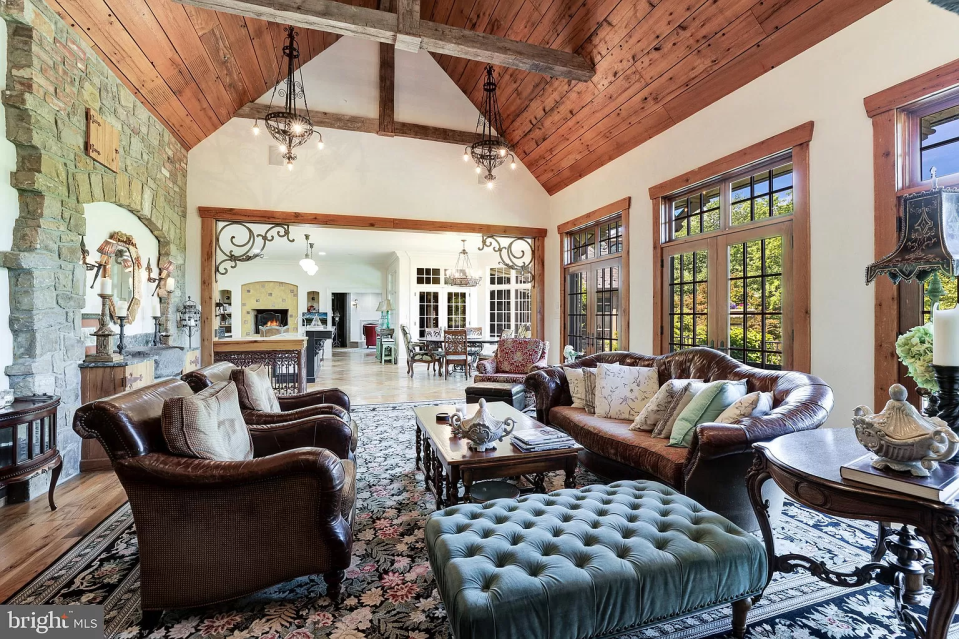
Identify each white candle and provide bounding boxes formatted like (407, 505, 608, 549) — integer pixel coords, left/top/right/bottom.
(165, 277, 176, 293)
(934, 306, 959, 366)
(151, 297, 161, 317)
(116, 300, 128, 318)
(99, 277, 112, 295)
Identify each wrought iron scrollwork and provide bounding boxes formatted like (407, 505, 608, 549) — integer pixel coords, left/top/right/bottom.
(478, 235, 534, 276)
(215, 222, 294, 278)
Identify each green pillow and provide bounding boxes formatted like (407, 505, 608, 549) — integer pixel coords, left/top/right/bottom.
(668, 379, 748, 448)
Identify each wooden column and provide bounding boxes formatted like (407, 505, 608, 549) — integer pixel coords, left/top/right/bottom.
(201, 217, 215, 366)
(533, 235, 545, 342)
(378, 0, 395, 136)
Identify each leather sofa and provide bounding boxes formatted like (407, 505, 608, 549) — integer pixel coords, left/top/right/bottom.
(73, 379, 355, 623)
(182, 362, 357, 458)
(525, 348, 833, 530)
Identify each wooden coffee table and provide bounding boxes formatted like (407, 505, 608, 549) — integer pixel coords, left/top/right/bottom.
(413, 402, 580, 508)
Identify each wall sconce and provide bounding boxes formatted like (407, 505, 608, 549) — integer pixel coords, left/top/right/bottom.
(146, 258, 175, 296)
(80, 237, 97, 273)
(88, 238, 119, 288)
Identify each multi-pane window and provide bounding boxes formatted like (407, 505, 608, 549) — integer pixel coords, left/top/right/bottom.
(489, 267, 511, 286)
(668, 251, 709, 352)
(594, 266, 620, 352)
(447, 291, 466, 329)
(566, 271, 588, 353)
(418, 291, 438, 338)
(489, 289, 511, 337)
(416, 267, 440, 285)
(920, 105, 959, 180)
(660, 153, 795, 369)
(515, 289, 531, 330)
(731, 163, 793, 226)
(728, 237, 783, 369)
(562, 212, 624, 355)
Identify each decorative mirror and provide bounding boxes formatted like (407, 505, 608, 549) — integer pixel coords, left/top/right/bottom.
(106, 231, 143, 323)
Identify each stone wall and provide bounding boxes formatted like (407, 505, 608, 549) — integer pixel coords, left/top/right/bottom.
(0, 0, 188, 498)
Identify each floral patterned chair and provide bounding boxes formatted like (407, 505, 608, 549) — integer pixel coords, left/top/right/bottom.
(474, 337, 550, 385)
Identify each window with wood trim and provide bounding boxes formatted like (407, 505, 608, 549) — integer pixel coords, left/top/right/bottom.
(653, 140, 810, 372)
(488, 267, 531, 337)
(562, 212, 624, 355)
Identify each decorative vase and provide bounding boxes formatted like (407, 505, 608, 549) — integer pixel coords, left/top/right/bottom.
(853, 384, 959, 476)
(449, 398, 516, 452)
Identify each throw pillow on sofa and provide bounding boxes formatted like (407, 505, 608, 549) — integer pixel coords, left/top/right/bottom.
(162, 381, 253, 461)
(716, 390, 774, 424)
(566, 367, 598, 414)
(231, 363, 281, 412)
(652, 381, 710, 439)
(595, 363, 659, 420)
(669, 380, 749, 448)
(630, 379, 702, 432)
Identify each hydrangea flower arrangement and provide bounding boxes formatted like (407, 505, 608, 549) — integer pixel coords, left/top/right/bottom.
(563, 344, 582, 364)
(896, 323, 937, 391)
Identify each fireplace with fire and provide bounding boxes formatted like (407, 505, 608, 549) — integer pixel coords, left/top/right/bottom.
(254, 309, 289, 335)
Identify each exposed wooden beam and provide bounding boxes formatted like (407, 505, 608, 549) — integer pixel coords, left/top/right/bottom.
(378, 0, 395, 137)
(172, 0, 594, 81)
(234, 102, 478, 145)
(395, 0, 422, 52)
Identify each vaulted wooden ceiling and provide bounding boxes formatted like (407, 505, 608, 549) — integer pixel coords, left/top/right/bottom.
(51, 0, 890, 195)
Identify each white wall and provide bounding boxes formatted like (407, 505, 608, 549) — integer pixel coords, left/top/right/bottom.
(82, 202, 161, 336)
(547, 0, 959, 427)
(0, 23, 17, 390)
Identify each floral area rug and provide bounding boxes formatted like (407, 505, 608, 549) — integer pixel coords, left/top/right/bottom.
(7, 399, 959, 639)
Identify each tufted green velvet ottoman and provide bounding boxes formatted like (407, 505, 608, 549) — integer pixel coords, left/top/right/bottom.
(425, 480, 766, 639)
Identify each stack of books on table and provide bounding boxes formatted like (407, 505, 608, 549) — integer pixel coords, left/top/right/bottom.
(512, 428, 576, 452)
(840, 453, 959, 503)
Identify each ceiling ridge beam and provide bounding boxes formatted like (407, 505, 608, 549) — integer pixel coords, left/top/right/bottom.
(172, 0, 594, 81)
(234, 102, 479, 146)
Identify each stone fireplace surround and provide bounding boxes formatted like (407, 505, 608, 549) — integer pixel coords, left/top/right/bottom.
(0, 0, 188, 501)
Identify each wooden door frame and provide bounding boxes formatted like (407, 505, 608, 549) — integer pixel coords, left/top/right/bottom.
(557, 197, 631, 355)
(199, 207, 548, 366)
(649, 122, 812, 371)
(865, 58, 959, 409)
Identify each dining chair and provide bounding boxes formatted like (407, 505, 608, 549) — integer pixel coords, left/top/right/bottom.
(442, 329, 469, 379)
(401, 324, 440, 377)
(465, 326, 483, 366)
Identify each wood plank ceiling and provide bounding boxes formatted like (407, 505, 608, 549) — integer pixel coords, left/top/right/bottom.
(50, 0, 890, 195)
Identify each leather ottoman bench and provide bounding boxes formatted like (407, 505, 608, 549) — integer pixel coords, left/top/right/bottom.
(465, 381, 526, 412)
(425, 480, 766, 639)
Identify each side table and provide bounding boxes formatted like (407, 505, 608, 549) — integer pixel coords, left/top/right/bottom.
(747, 428, 957, 639)
(0, 395, 61, 510)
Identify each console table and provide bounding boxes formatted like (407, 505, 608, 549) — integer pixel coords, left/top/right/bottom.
(0, 395, 61, 510)
(747, 428, 956, 639)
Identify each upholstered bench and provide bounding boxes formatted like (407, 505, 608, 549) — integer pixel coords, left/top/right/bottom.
(425, 480, 766, 639)
(465, 382, 526, 412)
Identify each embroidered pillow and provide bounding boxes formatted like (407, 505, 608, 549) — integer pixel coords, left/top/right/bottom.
(231, 364, 280, 412)
(669, 380, 749, 447)
(162, 381, 253, 461)
(582, 368, 597, 414)
(566, 368, 587, 408)
(716, 390, 774, 424)
(652, 381, 710, 439)
(630, 379, 702, 432)
(594, 364, 659, 421)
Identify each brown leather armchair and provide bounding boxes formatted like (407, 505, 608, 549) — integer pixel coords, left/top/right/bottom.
(73, 379, 355, 624)
(182, 362, 357, 458)
(526, 348, 834, 530)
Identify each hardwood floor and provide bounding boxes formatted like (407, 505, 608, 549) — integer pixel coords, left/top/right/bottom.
(0, 346, 473, 601)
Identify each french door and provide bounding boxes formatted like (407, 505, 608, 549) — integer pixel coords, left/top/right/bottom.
(417, 290, 472, 337)
(661, 221, 793, 370)
(566, 256, 622, 355)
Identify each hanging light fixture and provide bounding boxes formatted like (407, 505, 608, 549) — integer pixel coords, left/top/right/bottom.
(252, 26, 323, 169)
(445, 240, 482, 287)
(300, 234, 318, 275)
(464, 65, 516, 189)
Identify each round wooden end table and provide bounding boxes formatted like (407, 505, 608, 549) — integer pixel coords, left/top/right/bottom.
(747, 428, 958, 639)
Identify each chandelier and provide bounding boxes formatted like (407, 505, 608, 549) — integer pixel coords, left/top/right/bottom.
(252, 26, 323, 170)
(445, 240, 482, 287)
(463, 65, 516, 189)
(300, 234, 318, 275)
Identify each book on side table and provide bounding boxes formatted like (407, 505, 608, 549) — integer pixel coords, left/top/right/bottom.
(841, 453, 959, 503)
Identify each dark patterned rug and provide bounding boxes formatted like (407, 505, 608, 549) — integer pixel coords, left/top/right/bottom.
(7, 400, 959, 639)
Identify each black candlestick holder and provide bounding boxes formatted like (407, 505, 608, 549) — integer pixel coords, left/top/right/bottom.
(927, 364, 959, 433)
(152, 316, 162, 347)
(117, 316, 127, 355)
